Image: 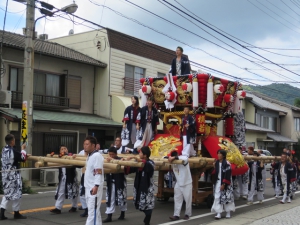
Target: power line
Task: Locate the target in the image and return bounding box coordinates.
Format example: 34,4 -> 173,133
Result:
266,0 -> 300,22
120,0 -> 285,81
247,0 -> 300,34
157,0 -> 300,81
35,5 -> 300,99
173,0 -> 300,52
160,0 -> 300,78
290,0 -> 300,9
255,0 -> 300,30
280,0 -> 300,18
91,0 -> 300,84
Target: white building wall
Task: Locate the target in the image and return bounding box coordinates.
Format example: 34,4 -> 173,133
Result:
110,48 -> 170,96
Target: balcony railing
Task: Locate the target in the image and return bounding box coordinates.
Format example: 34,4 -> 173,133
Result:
12,91 -> 70,109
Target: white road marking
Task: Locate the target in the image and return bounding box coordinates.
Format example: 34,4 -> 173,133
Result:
158,191 -> 300,225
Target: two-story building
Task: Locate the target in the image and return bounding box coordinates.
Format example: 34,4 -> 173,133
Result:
243,92 -> 297,155
0,30 -> 122,181
51,28 -> 187,132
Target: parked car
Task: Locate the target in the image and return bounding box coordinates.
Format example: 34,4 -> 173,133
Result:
254,149 -> 272,171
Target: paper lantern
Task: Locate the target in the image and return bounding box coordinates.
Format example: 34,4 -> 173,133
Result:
214,84 -> 224,94
207,78 -> 214,108
196,112 -> 205,136
237,90 -> 246,99
182,82 -> 193,92
192,78 -> 199,108
224,94 -> 234,103
165,91 -> 175,102
142,85 -> 151,95
225,116 -> 234,137
233,97 -> 241,114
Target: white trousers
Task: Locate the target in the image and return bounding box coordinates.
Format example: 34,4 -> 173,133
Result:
274,177 -> 280,197
105,183 -> 127,214
235,175 -> 248,197
248,178 -> 264,202
0,197 -> 21,211
131,123 -> 137,144
55,179 -> 78,210
134,123 -> 153,149
173,182 -> 192,217
85,188 -> 103,225
182,136 -> 196,157
80,185 -> 87,209
211,180 -> 235,213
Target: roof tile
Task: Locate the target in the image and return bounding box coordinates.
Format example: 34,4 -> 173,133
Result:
0,30 -> 107,68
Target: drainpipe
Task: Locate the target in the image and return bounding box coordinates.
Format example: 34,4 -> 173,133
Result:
50,128 -> 79,153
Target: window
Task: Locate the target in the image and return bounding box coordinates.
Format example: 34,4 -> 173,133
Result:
256,113 -> 277,131
124,64 -> 145,96
255,113 -> 261,126
295,118 -> 300,131
10,67 -> 23,92
157,72 -> 165,78
10,67 -> 62,97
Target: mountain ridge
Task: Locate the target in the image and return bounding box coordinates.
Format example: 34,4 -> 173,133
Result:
243,83 -> 300,106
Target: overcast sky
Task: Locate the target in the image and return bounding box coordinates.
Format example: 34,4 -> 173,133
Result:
1,0 -> 300,88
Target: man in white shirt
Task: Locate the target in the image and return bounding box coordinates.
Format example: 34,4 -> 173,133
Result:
84,136 -> 104,225
168,151 -> 192,221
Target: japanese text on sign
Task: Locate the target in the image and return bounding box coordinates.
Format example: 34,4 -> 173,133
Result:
21,101 -> 28,144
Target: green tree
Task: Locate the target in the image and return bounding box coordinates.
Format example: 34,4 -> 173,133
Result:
294,98 -> 300,108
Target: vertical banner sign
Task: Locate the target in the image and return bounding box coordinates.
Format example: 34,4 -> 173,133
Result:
21,101 -> 28,144
196,112 -> 206,136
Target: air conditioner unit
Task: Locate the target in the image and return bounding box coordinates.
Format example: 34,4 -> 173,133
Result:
40,169 -> 59,186
0,90 -> 11,108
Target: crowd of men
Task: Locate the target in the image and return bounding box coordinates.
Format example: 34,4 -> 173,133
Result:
1,133 -> 299,224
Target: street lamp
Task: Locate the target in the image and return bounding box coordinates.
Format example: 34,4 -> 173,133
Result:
14,0 -> 78,183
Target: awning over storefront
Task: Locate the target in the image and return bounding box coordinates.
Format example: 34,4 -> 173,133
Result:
111,95 -> 163,130
267,133 -> 297,143
0,108 -> 122,127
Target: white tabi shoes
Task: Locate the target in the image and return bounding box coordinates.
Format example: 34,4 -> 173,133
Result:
215,213 -> 221,220
225,212 -> 231,219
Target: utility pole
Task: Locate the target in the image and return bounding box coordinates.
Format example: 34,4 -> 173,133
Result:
22,0 -> 35,182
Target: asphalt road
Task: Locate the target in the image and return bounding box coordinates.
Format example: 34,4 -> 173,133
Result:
0,172 -> 291,225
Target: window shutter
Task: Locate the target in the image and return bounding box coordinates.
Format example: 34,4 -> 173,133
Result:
68,76 -> 81,108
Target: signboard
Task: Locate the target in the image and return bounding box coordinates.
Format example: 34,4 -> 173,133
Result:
21,101 -> 28,144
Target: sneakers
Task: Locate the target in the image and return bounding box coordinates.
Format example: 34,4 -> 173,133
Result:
275,195 -> 279,199
242,196 -> 247,200
215,213 -> 221,219
50,208 -> 61,214
169,216 -> 180,221
279,200 -> 285,204
247,201 -> 253,205
287,198 -> 291,203
183,215 -> 189,220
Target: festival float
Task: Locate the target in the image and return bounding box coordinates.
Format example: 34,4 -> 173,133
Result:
27,73 -> 280,207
